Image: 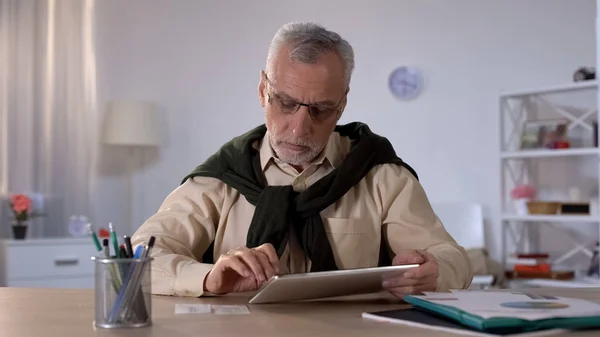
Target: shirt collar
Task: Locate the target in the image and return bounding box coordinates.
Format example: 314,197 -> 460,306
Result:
258,130 -> 346,171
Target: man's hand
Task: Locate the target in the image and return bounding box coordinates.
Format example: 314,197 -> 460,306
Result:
203,243 -> 280,294
382,249 -> 439,298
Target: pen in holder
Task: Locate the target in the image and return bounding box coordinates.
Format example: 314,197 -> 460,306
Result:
91,255 -> 153,328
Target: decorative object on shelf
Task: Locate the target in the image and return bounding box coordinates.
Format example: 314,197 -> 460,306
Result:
7,194 -> 40,240
573,67 -> 596,82
510,184 -> 536,215
558,186 -> 590,215
560,202 -> 590,215
520,119 -> 569,150
388,66 -> 423,101
526,201 -> 560,215
568,186 -> 583,202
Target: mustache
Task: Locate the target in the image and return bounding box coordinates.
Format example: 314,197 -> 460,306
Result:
275,137 -> 317,148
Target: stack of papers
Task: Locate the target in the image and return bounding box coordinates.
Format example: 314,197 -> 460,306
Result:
363,291 -> 600,336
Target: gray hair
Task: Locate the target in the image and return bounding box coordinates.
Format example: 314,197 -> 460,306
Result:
266,21 -> 355,86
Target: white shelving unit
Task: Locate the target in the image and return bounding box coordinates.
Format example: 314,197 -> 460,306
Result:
499,80 -> 600,287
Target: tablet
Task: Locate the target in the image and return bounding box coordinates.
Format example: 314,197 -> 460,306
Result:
248,264 -> 419,304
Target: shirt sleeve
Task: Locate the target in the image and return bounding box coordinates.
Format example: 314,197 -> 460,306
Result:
377,164 -> 474,291
130,176 -> 224,297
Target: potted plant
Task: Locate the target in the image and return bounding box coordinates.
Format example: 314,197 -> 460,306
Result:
510,184 -> 537,215
8,194 -> 35,239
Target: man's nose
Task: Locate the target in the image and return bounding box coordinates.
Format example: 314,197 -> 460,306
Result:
291,106 -> 312,137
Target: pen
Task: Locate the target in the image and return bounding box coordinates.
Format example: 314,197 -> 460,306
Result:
88,224 -> 102,252
109,223 -> 120,258
103,239 -> 110,258
124,235 -> 134,258
143,236 -> 156,258
120,246 -> 128,259
104,238 -> 122,291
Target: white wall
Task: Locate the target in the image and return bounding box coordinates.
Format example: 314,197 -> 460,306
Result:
93,0 -> 596,264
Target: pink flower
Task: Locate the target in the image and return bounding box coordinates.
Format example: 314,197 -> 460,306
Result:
511,184 -> 536,200
9,194 -> 31,221
11,194 -> 31,213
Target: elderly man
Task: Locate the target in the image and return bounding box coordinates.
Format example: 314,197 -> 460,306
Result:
131,21 -> 473,298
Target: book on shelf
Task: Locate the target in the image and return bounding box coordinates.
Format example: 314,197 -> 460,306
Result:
504,270 -> 575,281
507,253 -> 553,275
507,254 -> 549,266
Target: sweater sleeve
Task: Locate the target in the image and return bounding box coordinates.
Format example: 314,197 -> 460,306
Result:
131,176 -> 224,297
377,164 -> 474,291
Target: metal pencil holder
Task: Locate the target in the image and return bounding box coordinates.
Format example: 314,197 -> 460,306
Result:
91,256 -> 153,329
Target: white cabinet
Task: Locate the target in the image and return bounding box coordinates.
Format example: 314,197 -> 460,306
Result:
0,238 -> 97,288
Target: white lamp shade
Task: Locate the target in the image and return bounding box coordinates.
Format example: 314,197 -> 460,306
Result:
102,101 -> 163,147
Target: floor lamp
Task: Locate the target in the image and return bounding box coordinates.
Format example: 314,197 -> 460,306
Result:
102,101 -> 163,234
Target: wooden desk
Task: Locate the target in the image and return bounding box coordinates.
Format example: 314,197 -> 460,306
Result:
0,287 -> 599,336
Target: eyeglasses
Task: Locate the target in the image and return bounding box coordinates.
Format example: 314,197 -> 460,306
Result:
264,73 -> 347,122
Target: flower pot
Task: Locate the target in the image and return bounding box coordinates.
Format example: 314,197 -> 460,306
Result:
11,225 -> 27,240
514,198 -> 530,215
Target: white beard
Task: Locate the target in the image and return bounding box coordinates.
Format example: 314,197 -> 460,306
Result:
267,132 -> 325,166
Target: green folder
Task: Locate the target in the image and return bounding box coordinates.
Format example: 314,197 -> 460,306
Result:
403,294 -> 600,334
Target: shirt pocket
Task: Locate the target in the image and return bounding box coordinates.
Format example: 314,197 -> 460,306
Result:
322,217 -> 374,269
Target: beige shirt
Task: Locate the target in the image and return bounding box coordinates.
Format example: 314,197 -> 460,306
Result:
131,131 -> 473,297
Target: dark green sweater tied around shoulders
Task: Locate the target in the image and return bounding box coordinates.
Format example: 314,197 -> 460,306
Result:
182,122 -> 418,272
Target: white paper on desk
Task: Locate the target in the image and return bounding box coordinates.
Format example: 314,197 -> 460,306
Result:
174,304 -> 250,315
212,305 -> 250,315
175,304 -> 212,314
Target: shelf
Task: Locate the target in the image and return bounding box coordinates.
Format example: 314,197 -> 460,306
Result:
500,148 -> 599,159
502,214 -> 600,223
500,80 -> 597,98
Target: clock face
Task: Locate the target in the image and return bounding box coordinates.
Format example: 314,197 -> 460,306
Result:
68,215 -> 89,237
388,67 -> 423,100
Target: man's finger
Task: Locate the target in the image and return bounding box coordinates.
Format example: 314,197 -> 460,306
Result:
388,282 -> 437,298
381,276 -> 419,289
256,244 -> 280,273
404,261 -> 437,279
382,270 -> 438,289
393,250 -> 425,265
254,250 -> 276,280
221,255 -> 252,278
237,251 -> 268,282
410,273 -> 438,287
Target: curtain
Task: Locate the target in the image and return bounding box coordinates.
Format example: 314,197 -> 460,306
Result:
0,0 -> 99,237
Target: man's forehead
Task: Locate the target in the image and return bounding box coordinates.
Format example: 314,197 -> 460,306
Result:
268,64 -> 345,97
269,46 -> 345,82
268,74 -> 343,105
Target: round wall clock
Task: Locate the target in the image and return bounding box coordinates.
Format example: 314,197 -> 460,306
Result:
388,66 -> 423,100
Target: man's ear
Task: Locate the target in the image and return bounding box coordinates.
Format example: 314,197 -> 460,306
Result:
258,70 -> 267,107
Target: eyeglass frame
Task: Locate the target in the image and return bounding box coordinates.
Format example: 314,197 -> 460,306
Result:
263,72 -> 348,122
